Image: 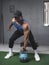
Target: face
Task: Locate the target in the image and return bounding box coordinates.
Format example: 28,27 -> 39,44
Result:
16,16 -> 23,23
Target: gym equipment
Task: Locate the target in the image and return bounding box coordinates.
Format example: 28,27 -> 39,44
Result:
19,50 -> 28,62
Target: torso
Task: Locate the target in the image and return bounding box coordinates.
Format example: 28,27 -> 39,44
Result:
13,19 -> 26,32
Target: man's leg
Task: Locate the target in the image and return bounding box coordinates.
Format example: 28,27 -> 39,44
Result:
29,30 -> 40,61
4,30 -> 23,59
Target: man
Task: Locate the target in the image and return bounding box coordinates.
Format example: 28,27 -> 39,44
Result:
4,10 -> 40,61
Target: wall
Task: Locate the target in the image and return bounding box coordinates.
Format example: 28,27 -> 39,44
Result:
2,0 -> 49,45
0,0 -> 3,43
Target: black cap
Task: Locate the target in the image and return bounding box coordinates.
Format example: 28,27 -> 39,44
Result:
14,10 -> 22,18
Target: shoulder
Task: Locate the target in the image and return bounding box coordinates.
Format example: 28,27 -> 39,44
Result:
22,21 -> 29,29
23,21 -> 29,26
11,18 -> 15,23
23,19 -> 28,25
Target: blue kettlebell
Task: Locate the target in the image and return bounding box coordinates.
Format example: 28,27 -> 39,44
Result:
19,50 -> 28,62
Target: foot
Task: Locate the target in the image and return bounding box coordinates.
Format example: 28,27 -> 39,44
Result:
34,53 -> 40,61
4,52 -> 13,59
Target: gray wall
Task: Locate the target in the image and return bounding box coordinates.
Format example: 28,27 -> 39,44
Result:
2,0 -> 49,45
0,0 -> 3,43
0,0 -> 1,43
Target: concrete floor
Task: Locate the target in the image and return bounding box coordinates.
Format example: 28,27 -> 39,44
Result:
0,43 -> 49,54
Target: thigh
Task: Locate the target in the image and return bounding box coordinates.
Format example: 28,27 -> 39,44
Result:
29,30 -> 35,43
29,30 -> 34,39
10,30 -> 24,41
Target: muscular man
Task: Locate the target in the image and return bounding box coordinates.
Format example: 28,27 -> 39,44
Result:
4,10 -> 40,61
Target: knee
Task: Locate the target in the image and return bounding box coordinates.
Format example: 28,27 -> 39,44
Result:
9,38 -> 14,43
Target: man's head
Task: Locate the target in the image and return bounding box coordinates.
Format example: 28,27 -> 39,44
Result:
14,10 -> 23,22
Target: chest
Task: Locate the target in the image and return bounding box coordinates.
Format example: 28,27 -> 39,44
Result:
13,21 -> 23,30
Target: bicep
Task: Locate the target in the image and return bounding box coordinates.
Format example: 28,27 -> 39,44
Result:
10,18 -> 15,25
9,18 -> 14,27
22,22 -> 29,31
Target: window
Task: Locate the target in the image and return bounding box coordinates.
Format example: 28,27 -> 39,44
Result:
44,2 -> 49,26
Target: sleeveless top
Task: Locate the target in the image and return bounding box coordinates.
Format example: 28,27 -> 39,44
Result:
13,19 -> 26,32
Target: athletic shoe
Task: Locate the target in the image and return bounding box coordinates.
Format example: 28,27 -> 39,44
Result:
4,52 -> 13,59
34,53 -> 40,61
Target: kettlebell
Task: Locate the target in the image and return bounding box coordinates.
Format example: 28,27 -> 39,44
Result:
19,50 -> 28,62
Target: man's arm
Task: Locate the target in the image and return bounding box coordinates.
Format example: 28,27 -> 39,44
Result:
22,22 -> 30,51
8,23 -> 13,31
8,18 -> 14,31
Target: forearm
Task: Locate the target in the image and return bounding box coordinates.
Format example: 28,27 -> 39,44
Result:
23,30 -> 29,49
8,23 -> 13,30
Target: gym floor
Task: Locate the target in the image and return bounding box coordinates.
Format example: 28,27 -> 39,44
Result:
0,43 -> 49,65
